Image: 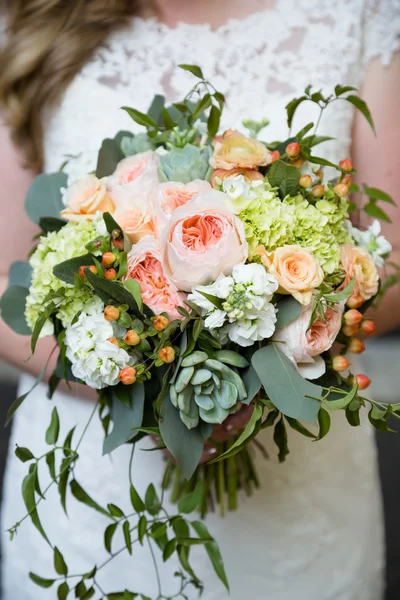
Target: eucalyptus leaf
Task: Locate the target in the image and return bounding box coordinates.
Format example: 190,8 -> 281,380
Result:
0,285 -> 31,335
25,172 -> 67,224
96,132 -> 129,178
103,383 -> 145,455
275,296 -> 302,330
252,344 -> 321,423
8,261 -> 33,289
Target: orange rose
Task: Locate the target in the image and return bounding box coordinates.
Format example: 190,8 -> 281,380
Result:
255,244 -> 324,305
61,175 -> 114,221
210,132 -> 272,170
115,200 -> 155,243
211,168 -> 264,188
340,244 -> 379,303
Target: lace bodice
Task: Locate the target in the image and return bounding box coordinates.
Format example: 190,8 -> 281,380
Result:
44,0 -> 400,176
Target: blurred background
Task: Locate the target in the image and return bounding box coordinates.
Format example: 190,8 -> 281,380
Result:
1,334 -> 399,597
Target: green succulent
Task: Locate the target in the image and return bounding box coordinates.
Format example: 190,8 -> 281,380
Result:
158,144 -> 211,184
170,350 -> 249,430
121,133 -> 154,156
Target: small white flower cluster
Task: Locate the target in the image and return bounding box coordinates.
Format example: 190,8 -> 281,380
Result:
222,175 -> 262,214
346,219 -> 392,268
65,311 -> 134,389
189,263 -> 278,347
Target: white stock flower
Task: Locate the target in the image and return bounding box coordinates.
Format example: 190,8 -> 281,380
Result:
346,219 -> 392,268
188,263 -> 279,347
222,175 -> 258,214
65,312 -> 134,389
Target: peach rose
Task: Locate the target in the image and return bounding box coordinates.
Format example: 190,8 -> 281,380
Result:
211,168 -> 264,188
114,200 -> 155,244
255,245 -> 324,305
273,303 -> 343,380
210,132 -> 272,171
162,190 -> 248,292
61,175 -> 114,221
150,180 -> 211,234
107,151 -> 160,212
340,243 -> 379,303
124,237 -> 185,320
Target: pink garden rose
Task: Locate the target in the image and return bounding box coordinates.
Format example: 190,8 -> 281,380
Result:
124,237 -> 185,320
161,190 -> 248,292
107,151 -> 160,212
273,302 -> 343,380
151,180 -> 211,233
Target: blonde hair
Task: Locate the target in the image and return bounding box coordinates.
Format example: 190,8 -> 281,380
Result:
0,1 -> 141,171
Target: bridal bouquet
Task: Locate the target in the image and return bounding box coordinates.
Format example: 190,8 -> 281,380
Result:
1,65 -> 399,599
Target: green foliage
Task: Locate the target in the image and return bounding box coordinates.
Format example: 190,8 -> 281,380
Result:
252,344 -> 321,423
0,285 -> 31,335
267,160 -> 300,197
275,296 -> 302,330
25,172 -> 67,224
103,383 -> 145,454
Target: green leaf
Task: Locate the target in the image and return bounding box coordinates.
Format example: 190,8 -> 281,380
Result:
138,515 -> 147,544
191,521 -> 229,591
324,383 -> 358,410
267,160 -> 300,197
178,480 -> 204,513
86,270 -> 142,316
22,466 -> 51,544
295,122 -> 314,140
207,105 -> 221,137
70,479 -> 112,519
121,107 -> 158,129
302,135 -> 335,148
104,523 -> 118,554
6,362 -> 48,425
160,107 -> 176,130
364,202 -> 391,223
192,318 -> 204,341
285,416 -> 316,439
285,96 -> 307,128
29,573 -> 55,588
15,446 -> 35,462
81,587 -> 95,600
145,484 -> 161,515
46,450 -> 56,480
130,484 -> 145,512
45,407 -> 60,445
159,395 -> 204,479
273,417 -> 290,462
150,522 -> 168,540
239,360 -> 261,406
58,458 -> 72,515
345,95 -> 375,133
96,133 -> 127,178
363,185 -> 396,205
148,94 -> 166,123
25,172 -> 67,224
208,404 -> 263,464
197,290 -> 224,310
63,426 -> 76,457
39,216 -> 67,234
346,404 -> 361,427
335,84 -> 358,96
315,407 -> 331,440
275,296 -> 302,330
123,521 -> 132,554
163,538 -> 177,561
252,344 -> 321,423
323,277 -> 355,302
0,285 -> 31,335
123,279 -> 143,312
57,582 -> 69,600
53,253 -> 94,285
54,547 -> 68,575
303,153 -> 339,169
178,64 -> 204,79
108,503 -> 125,518
103,383 -> 145,454
8,260 -> 33,288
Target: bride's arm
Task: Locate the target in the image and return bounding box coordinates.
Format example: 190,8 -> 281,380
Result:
351,53 -> 400,335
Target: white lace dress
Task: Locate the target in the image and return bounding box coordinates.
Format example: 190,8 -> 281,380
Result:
2,1 -> 400,599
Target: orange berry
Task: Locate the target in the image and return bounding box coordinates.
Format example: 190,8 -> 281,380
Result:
105,268 -> 117,280
104,305 -> 120,322
346,295 -> 364,309
124,330 -> 141,346
354,374 -> 371,391
159,347 -> 176,364
299,174 -> 313,188
292,157 -> 304,169
270,150 -> 281,163
332,356 -> 350,372
102,252 -> 116,268
286,142 -> 301,158
153,315 -> 169,332
339,158 -> 353,172
348,338 -> 366,354
360,319 -> 376,336
118,366 -> 137,386
344,309 -> 363,326
112,238 -> 124,251
107,337 -> 120,347
333,183 -> 349,197
79,265 -> 97,278
311,184 -> 325,198
342,323 -> 360,337
341,174 -> 353,186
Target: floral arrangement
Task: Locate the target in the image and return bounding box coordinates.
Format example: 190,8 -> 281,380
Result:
1,65 -> 399,599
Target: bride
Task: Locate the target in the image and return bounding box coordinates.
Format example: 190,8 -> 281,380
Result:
0,1 -> 399,598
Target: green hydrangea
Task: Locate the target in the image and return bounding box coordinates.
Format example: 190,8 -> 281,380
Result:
240,181 -> 352,274
25,221 -> 101,335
